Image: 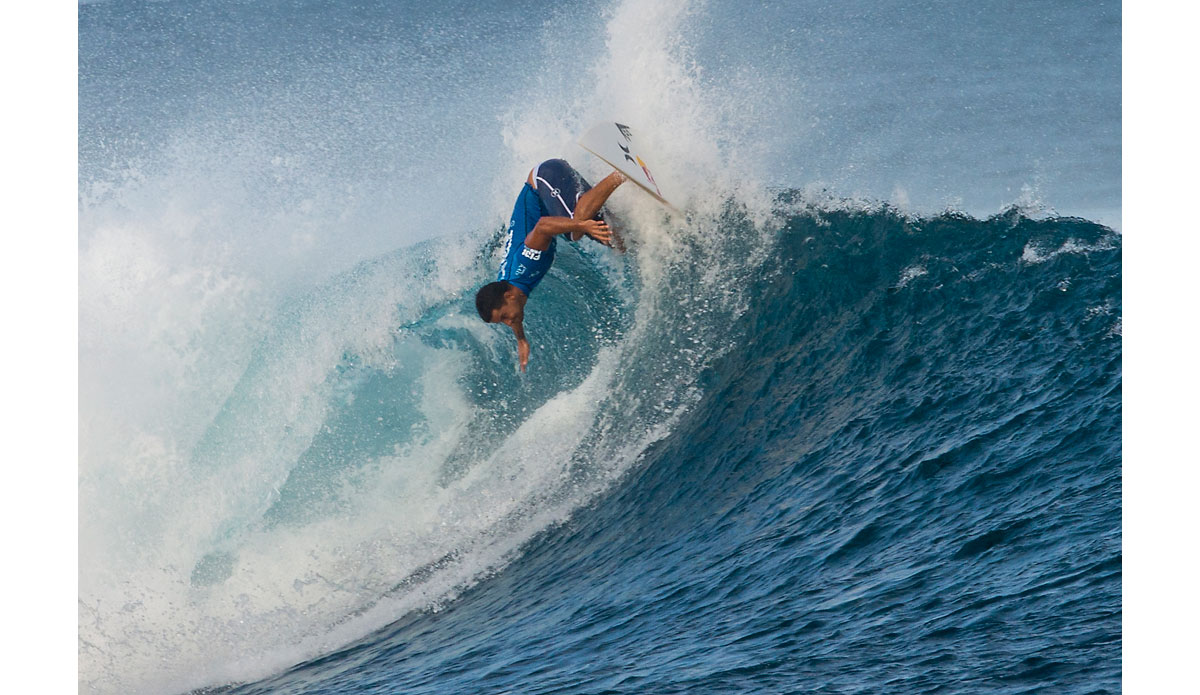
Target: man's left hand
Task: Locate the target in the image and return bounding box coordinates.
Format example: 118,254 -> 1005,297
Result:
579,219 -> 613,246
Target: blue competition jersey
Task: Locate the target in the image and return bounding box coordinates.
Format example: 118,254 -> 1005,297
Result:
497,183 -> 556,296
497,159 -> 596,296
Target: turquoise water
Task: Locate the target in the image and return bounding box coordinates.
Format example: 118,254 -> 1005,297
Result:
78,1 -> 1120,693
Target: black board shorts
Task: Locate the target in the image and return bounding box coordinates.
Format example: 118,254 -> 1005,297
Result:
530,159 -> 603,221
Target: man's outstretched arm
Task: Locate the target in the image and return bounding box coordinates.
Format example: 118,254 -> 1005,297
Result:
527,216 -> 612,248
511,320 -> 530,372
499,310 -> 532,372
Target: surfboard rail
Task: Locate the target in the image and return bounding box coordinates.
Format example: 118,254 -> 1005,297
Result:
578,121 -> 678,212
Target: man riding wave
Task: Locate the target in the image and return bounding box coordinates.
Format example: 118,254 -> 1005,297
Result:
474,158 -> 626,371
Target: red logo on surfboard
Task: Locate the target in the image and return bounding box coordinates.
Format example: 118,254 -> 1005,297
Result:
635,155 -> 662,196
617,141 -> 663,197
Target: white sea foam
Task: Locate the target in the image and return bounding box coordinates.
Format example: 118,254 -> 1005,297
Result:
1020,234 -> 1120,265
895,264 -> 929,289
79,0 -> 1123,684
79,1 -> 776,692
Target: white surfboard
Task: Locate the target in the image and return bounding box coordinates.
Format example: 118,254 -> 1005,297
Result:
578,121 -> 677,211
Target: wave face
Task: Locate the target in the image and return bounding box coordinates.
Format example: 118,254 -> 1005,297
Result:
78,1 -> 1120,693
205,207 -> 1121,695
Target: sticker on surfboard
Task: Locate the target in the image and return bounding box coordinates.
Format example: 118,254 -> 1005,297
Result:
578,121 -> 677,211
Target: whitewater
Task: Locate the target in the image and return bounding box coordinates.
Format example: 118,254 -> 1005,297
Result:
78,1 -> 1121,693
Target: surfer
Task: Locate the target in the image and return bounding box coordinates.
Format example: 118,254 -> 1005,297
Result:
474,158 -> 626,371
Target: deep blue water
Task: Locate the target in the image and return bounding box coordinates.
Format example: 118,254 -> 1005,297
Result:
201,208 -> 1121,695
78,1 -> 1120,693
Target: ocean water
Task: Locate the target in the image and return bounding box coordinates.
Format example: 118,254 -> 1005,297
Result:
78,1 -> 1121,693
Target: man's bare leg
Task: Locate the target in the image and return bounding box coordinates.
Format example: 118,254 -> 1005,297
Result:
574,171 -> 627,251
528,165 -> 627,250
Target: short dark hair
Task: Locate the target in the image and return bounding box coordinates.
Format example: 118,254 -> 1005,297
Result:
475,281 -> 512,321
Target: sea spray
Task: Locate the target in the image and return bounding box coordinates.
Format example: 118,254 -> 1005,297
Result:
80,0 -> 779,692
79,0 -> 1119,692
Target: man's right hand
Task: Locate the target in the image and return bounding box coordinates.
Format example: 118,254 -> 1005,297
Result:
517,338 -> 530,372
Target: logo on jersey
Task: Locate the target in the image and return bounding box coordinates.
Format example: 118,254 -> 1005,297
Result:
500,229 -> 513,258
521,246 -> 542,261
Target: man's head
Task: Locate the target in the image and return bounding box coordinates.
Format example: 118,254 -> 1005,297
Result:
475,281 -> 520,324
